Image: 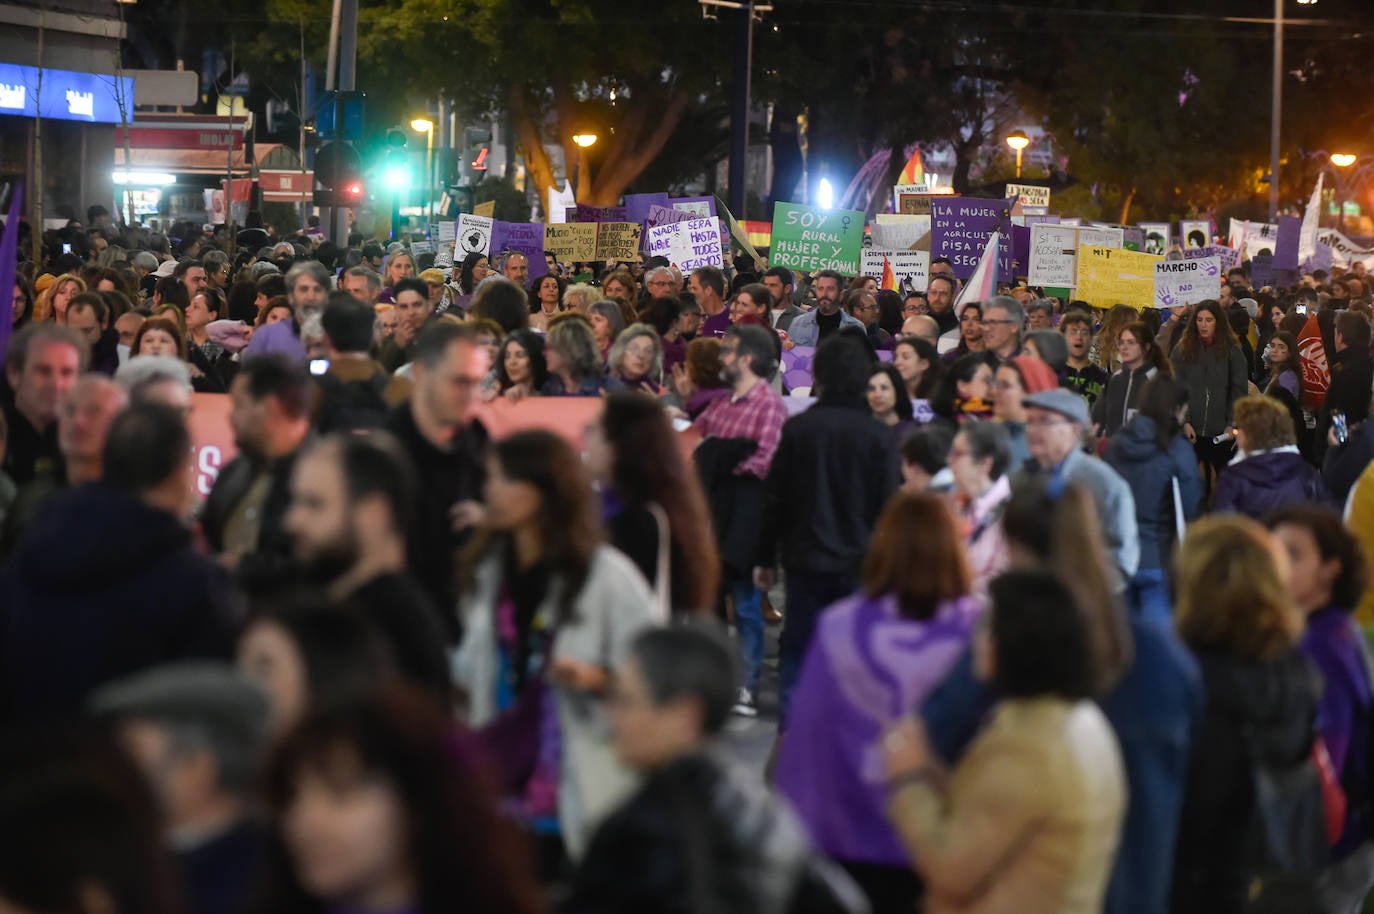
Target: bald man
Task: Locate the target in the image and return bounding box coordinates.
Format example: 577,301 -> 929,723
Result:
900,314 -> 941,346
2,375 -> 129,555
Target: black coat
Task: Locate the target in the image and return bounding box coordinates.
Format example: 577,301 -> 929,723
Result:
1170,648 -> 1321,914
695,436 -> 764,578
755,401 -> 899,575
201,445 -> 305,595
386,403 -> 488,641
1317,347 -> 1374,462
0,484 -> 242,720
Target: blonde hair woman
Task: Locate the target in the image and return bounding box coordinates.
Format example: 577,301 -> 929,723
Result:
1170,515 -> 1321,914
33,274 -> 85,323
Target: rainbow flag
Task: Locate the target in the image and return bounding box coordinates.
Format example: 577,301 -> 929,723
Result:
897,147 -> 925,185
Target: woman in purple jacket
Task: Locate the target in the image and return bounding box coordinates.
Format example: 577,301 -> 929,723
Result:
1268,505 -> 1374,912
1214,394 -> 1328,518
776,492 -> 980,914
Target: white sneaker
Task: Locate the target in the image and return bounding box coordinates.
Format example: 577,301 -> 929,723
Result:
732,688 -> 758,717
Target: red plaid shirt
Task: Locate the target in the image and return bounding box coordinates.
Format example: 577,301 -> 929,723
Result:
693,378 -> 788,479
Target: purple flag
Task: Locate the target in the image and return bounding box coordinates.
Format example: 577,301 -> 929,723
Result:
0,185 -> 24,373
1275,215 -> 1301,271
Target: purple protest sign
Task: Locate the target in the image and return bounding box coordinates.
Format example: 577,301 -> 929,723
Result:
490,221 -> 547,279
1250,253 -> 1275,289
575,204 -> 627,223
1183,244 -> 1240,272
1274,215 -> 1300,271
646,204 -> 694,227
1011,225 -> 1031,280
624,193 -> 670,225
930,198 -> 1013,281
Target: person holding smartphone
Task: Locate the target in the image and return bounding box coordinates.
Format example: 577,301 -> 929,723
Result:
1317,311 -> 1374,464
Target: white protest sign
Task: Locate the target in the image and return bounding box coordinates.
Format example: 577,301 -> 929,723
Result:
872,214 -> 931,251
1230,219 -> 1279,259
860,249 -> 930,292
645,216 -> 722,271
1005,183 -> 1050,208
455,213 -> 492,257
1139,222 -> 1171,255
1319,229 -> 1374,269
1078,226 -> 1124,250
1154,257 -> 1221,308
1060,217 -> 1082,227
892,183 -> 933,210
1028,224 -> 1080,288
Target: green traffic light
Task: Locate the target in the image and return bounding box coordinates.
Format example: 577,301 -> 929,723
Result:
383,166 -> 411,190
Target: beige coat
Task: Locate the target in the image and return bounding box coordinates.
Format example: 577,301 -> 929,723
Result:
886,697 -> 1126,914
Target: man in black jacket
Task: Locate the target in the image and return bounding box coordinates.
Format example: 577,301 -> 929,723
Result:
202,355 -> 313,594
754,334 -> 900,726
283,433 -> 452,706
386,321 -> 489,639
1317,310 -> 1373,463
0,403 -> 241,720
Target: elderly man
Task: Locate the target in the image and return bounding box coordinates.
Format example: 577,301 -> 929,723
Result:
241,261 -> 331,362
689,266 -> 732,339
501,251 -> 530,286
92,664 -> 270,914
1014,388 -> 1139,586
979,294 -> 1026,367
341,266 -> 383,305
644,266 -> 677,302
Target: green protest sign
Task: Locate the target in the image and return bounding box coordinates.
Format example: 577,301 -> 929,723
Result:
769,202 -> 865,274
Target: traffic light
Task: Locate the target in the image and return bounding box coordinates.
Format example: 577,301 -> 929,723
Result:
313,140 -> 364,207
461,124 -> 492,184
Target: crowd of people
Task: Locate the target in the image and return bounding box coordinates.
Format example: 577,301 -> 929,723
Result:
3,209 -> 1374,914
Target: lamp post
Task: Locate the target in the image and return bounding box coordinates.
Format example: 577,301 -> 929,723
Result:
1005,130 -> 1030,179
571,132 -> 597,203
411,117 -> 435,228
1271,0 -> 1321,222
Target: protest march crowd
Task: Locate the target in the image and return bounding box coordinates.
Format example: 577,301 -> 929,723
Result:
5,196 -> 1374,914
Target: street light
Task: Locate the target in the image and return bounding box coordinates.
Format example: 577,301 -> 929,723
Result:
570,133 -> 598,202
1005,130 -> 1030,179
1272,0 -> 1320,222
411,117 -> 435,227
1332,153 -> 1357,168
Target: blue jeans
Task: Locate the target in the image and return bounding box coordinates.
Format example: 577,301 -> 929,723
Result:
778,569 -> 859,727
732,578 -> 764,695
1129,567 -> 1172,625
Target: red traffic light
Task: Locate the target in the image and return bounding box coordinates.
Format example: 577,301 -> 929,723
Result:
346,183 -> 362,196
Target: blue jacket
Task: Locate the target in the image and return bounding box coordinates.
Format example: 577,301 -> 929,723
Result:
923,616 -> 1203,914
1103,415 -> 1202,571
785,307 -> 863,347
1213,448 -> 1328,520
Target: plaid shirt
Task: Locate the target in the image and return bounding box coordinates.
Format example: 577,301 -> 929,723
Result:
694,378 -> 788,479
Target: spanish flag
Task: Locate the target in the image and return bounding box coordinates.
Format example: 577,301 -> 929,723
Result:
881,255 -> 897,291
897,147 -> 925,185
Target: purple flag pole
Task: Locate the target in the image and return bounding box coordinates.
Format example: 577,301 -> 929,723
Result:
0,185 -> 24,373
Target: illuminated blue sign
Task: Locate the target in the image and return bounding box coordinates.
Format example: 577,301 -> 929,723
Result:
0,63 -> 133,124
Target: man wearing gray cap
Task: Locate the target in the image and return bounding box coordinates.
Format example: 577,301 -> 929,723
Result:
92,662 -> 269,914
1015,388 -> 1139,587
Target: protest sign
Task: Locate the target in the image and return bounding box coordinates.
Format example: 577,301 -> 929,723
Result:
897,193 -> 939,215
1317,229 -> 1374,269
438,222 -> 456,245
1060,217 -> 1082,227
770,202 -> 865,274
456,213 -> 493,257
1076,246 -> 1162,310
892,183 -> 933,209
544,222 -> 598,261
624,192 -> 670,226
1182,244 -> 1240,272
1180,220 -> 1210,249
574,204 -> 627,223
646,204 -> 694,227
473,200 -> 495,218
435,222 -> 456,268
646,216 -> 723,271
490,221 -> 547,278
1122,228 -> 1145,252
1028,224 -> 1079,288
871,214 -> 931,251
1078,226 -> 1124,249
1250,253 -> 1276,289
596,222 -> 643,262
1274,215 -> 1301,271
1139,223 -> 1171,255
930,198 -> 1013,281
860,249 -> 929,292
410,240 -> 435,257
1005,183 -> 1050,208
671,196 -> 716,217
1154,257 -> 1220,308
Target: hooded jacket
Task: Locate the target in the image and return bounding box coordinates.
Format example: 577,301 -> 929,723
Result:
1171,649 -> 1321,914
1212,447 -> 1327,520
0,483 -> 241,720
1103,415 -> 1202,571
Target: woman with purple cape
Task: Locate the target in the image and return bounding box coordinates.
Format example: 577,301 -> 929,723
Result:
775,492 -> 981,913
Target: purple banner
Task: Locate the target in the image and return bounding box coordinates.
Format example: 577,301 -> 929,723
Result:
490,221 -> 547,280
624,192 -> 670,225
1250,253 -> 1275,289
1011,225 -> 1031,280
930,198 -> 1013,282
0,186 -> 21,372
1275,215 -> 1300,271
575,204 -> 627,223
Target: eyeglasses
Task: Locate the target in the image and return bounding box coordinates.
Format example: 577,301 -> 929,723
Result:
902,304 -> 928,315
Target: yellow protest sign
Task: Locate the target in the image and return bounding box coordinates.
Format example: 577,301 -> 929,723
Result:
544,223 -> 598,260
1075,245 -> 1162,311
473,200 -> 496,218
596,222 -> 643,262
